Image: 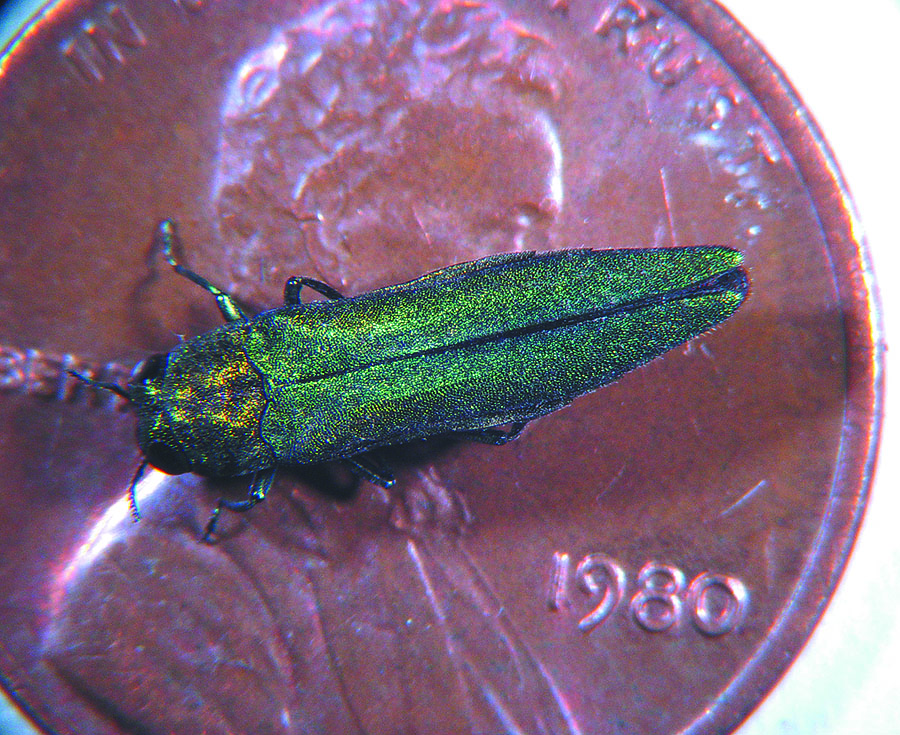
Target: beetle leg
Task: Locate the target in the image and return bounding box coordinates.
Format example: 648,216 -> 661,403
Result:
344,454 -> 396,488
283,276 -> 345,305
458,421 -> 529,446
156,219 -> 246,323
201,468 -> 277,542
127,459 -> 150,521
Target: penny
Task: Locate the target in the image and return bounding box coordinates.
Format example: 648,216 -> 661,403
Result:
0,1 -> 881,734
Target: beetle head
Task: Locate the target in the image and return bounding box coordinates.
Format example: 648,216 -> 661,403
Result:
129,334 -> 274,478
127,353 -> 195,476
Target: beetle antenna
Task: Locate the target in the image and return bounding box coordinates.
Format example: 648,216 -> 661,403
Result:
128,460 -> 149,521
67,370 -> 131,401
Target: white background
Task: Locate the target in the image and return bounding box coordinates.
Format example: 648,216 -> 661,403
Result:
0,1 -> 898,734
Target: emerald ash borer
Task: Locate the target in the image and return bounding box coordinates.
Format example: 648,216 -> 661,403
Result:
74,220 -> 748,541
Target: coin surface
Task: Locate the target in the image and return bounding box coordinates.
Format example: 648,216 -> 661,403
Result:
0,1 -> 881,734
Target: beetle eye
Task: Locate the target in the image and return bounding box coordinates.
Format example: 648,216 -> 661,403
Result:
144,441 -> 191,475
132,354 -> 166,384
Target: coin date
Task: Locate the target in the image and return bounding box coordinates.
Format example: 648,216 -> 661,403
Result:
550,552 -> 749,635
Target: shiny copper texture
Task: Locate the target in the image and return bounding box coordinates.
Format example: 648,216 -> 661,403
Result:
0,1 -> 880,734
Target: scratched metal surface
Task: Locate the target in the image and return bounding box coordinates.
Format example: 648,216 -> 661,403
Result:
0,1 -> 881,734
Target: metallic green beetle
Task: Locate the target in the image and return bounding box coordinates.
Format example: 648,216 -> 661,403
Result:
76,220 -> 748,540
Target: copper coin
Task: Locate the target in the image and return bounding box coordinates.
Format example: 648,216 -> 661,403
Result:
0,1 -> 882,734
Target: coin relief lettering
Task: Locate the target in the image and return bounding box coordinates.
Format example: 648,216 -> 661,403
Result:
721,139 -> 773,211
0,345 -> 130,410
549,552 -> 748,635
594,0 -> 660,54
595,0 -> 698,87
60,4 -> 146,84
575,553 -> 627,631
646,37 -> 699,87
684,90 -> 783,230
689,86 -> 740,131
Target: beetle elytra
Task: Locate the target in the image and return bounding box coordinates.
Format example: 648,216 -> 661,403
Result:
74,220 -> 748,540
